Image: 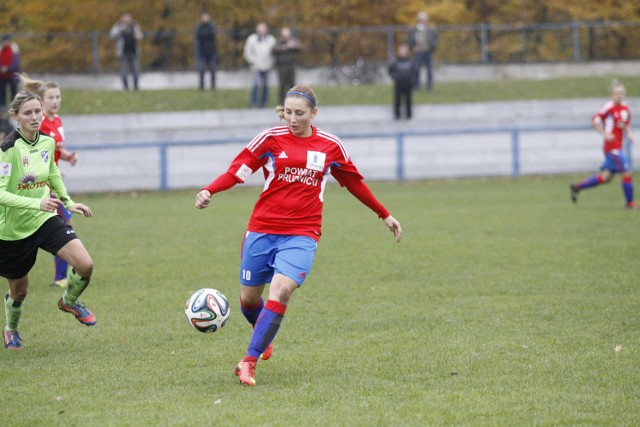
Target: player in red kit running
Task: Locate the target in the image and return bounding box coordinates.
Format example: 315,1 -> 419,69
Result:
570,79 -> 637,209
195,85 -> 402,386
19,74 -> 78,286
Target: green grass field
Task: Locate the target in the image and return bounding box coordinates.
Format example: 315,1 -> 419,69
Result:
60,75 -> 640,115
1,176 -> 638,426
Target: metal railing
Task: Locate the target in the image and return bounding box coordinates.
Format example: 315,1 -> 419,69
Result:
9,20 -> 640,74
63,123 -> 633,194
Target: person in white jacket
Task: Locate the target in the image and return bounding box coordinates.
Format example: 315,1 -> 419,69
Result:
243,23 -> 276,108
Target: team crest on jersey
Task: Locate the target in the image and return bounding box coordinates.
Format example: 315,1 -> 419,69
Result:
0,162 -> 11,177
22,156 -> 29,167
306,151 -> 326,172
41,150 -> 49,163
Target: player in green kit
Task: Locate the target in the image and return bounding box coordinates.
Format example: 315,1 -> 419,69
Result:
0,90 -> 96,350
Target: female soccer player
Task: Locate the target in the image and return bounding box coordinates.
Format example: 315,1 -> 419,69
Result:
570,79 -> 637,209
1,90 -> 96,350
20,74 -> 78,287
195,85 -> 402,386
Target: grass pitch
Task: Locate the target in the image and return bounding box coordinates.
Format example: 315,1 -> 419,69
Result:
1,175 -> 639,426
59,75 -> 640,115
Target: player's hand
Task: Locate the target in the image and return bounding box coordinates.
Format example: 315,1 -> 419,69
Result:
68,152 -> 78,166
604,133 -> 615,141
195,190 -> 212,209
69,203 -> 92,218
383,215 -> 403,243
40,197 -> 63,213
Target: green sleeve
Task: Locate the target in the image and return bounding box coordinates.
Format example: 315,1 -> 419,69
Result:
48,161 -> 75,208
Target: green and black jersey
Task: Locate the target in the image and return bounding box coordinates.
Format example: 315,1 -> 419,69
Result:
0,130 -> 74,240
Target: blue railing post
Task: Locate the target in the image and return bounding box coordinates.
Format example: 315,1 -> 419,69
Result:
91,30 -> 99,73
159,144 -> 168,191
571,21 -> 581,62
386,25 -> 395,62
396,132 -> 405,182
481,23 -> 490,63
511,129 -> 520,177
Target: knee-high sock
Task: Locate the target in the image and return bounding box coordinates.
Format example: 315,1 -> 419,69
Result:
246,300 -> 287,359
240,297 -> 264,326
4,293 -> 23,332
577,175 -> 603,190
622,176 -> 634,203
62,268 -> 91,306
54,256 -> 68,282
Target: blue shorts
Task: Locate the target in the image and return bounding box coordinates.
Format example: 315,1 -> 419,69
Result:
600,150 -> 631,174
239,232 -> 317,287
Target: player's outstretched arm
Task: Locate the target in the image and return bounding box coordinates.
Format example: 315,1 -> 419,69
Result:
195,190 -> 212,209
383,215 -> 402,243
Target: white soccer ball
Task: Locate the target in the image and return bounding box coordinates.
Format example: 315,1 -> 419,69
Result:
185,288 -> 231,333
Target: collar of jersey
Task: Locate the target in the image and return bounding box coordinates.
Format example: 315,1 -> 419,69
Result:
16,129 -> 40,146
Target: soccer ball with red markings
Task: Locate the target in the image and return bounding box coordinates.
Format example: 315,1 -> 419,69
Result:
185,288 -> 231,333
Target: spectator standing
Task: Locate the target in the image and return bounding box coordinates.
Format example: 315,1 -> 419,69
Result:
243,23 -> 276,108
407,11 -> 438,91
8,37 -> 20,98
0,35 -> 18,111
388,45 -> 417,120
110,13 -> 144,91
272,27 -> 302,103
194,11 -> 217,91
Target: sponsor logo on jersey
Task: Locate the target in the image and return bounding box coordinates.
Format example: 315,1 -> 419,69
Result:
278,167 -> 319,186
278,151 -> 288,159
17,172 -> 47,190
41,150 -> 49,163
235,164 -> 253,181
306,151 -> 326,172
0,162 -> 11,177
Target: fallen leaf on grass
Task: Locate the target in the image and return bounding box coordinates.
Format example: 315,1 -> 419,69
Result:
614,345 -> 623,353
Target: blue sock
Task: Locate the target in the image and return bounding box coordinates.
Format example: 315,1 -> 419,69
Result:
578,175 -> 600,190
54,256 -> 68,281
246,300 -> 286,358
240,298 -> 264,326
622,182 -> 634,203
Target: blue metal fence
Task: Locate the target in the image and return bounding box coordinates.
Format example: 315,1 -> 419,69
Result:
63,123 -> 633,194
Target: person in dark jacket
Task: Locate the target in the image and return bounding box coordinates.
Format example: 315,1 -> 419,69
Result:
194,11 -> 217,90
388,45 -> 417,120
407,11 -> 438,91
272,27 -> 302,103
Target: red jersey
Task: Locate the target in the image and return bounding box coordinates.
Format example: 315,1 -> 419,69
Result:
592,101 -> 631,153
39,115 -> 65,164
212,126 -> 371,241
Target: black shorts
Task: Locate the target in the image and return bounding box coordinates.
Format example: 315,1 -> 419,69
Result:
0,216 -> 79,280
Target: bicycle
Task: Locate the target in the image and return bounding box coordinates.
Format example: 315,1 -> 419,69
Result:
319,58 -> 383,86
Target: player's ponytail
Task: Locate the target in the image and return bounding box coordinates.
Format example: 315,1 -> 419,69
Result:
17,73 -> 60,98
